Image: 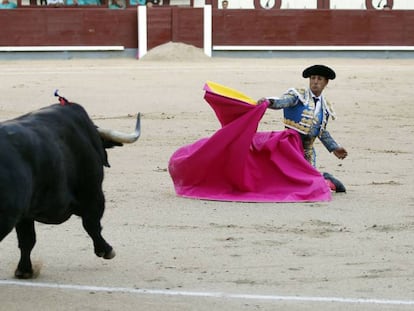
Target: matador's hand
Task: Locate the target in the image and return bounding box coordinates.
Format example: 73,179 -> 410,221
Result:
333,147 -> 348,160
257,98 -> 270,106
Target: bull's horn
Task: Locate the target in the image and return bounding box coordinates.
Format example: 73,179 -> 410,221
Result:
97,113 -> 141,144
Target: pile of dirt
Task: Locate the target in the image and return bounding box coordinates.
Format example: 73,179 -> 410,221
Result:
139,42 -> 210,61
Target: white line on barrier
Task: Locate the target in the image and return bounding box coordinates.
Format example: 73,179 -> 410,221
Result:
137,5 -> 147,59
203,5 -> 212,57
0,46 -> 125,52
212,45 -> 414,51
1,279 -> 414,306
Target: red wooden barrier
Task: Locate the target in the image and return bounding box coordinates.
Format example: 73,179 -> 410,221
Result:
0,7 -> 413,49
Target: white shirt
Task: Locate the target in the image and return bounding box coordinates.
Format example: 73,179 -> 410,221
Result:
311,93 -> 322,117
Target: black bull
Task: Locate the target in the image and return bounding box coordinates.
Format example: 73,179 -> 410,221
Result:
0,103 -> 140,278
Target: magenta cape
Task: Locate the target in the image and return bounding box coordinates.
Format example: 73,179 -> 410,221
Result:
168,82 -> 331,202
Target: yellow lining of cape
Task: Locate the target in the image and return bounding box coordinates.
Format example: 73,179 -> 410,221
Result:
206,81 -> 257,105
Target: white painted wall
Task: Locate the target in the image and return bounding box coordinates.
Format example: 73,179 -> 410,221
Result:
393,0 -> 414,9
280,0 -> 316,9
18,0 -> 414,9
193,0 -> 204,7
330,0 -> 365,9
226,0 -> 414,9
225,0 -> 254,8
330,0 -> 414,10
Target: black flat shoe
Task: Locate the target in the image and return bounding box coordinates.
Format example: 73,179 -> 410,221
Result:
323,172 -> 346,193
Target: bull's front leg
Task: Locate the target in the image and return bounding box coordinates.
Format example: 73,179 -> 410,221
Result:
14,218 -> 36,279
82,216 -> 115,260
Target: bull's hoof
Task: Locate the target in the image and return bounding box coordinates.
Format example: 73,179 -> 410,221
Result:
96,249 -> 116,260
15,268 -> 34,279
104,249 -> 116,259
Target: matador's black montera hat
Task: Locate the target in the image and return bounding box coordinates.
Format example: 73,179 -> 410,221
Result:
302,65 -> 336,80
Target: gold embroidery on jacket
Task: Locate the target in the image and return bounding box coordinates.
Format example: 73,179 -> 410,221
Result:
282,88 -> 336,135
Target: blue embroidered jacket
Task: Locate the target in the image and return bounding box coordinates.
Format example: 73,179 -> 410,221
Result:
266,88 -> 339,153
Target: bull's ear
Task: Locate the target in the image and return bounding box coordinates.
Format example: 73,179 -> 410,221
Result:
102,149 -> 111,167
102,140 -> 123,149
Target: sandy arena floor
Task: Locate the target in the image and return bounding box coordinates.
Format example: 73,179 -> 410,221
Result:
0,44 -> 414,310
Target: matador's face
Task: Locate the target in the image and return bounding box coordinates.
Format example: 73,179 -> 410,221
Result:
309,75 -> 329,97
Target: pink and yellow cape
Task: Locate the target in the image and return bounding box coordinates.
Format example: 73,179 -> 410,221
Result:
168,81 -> 331,202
